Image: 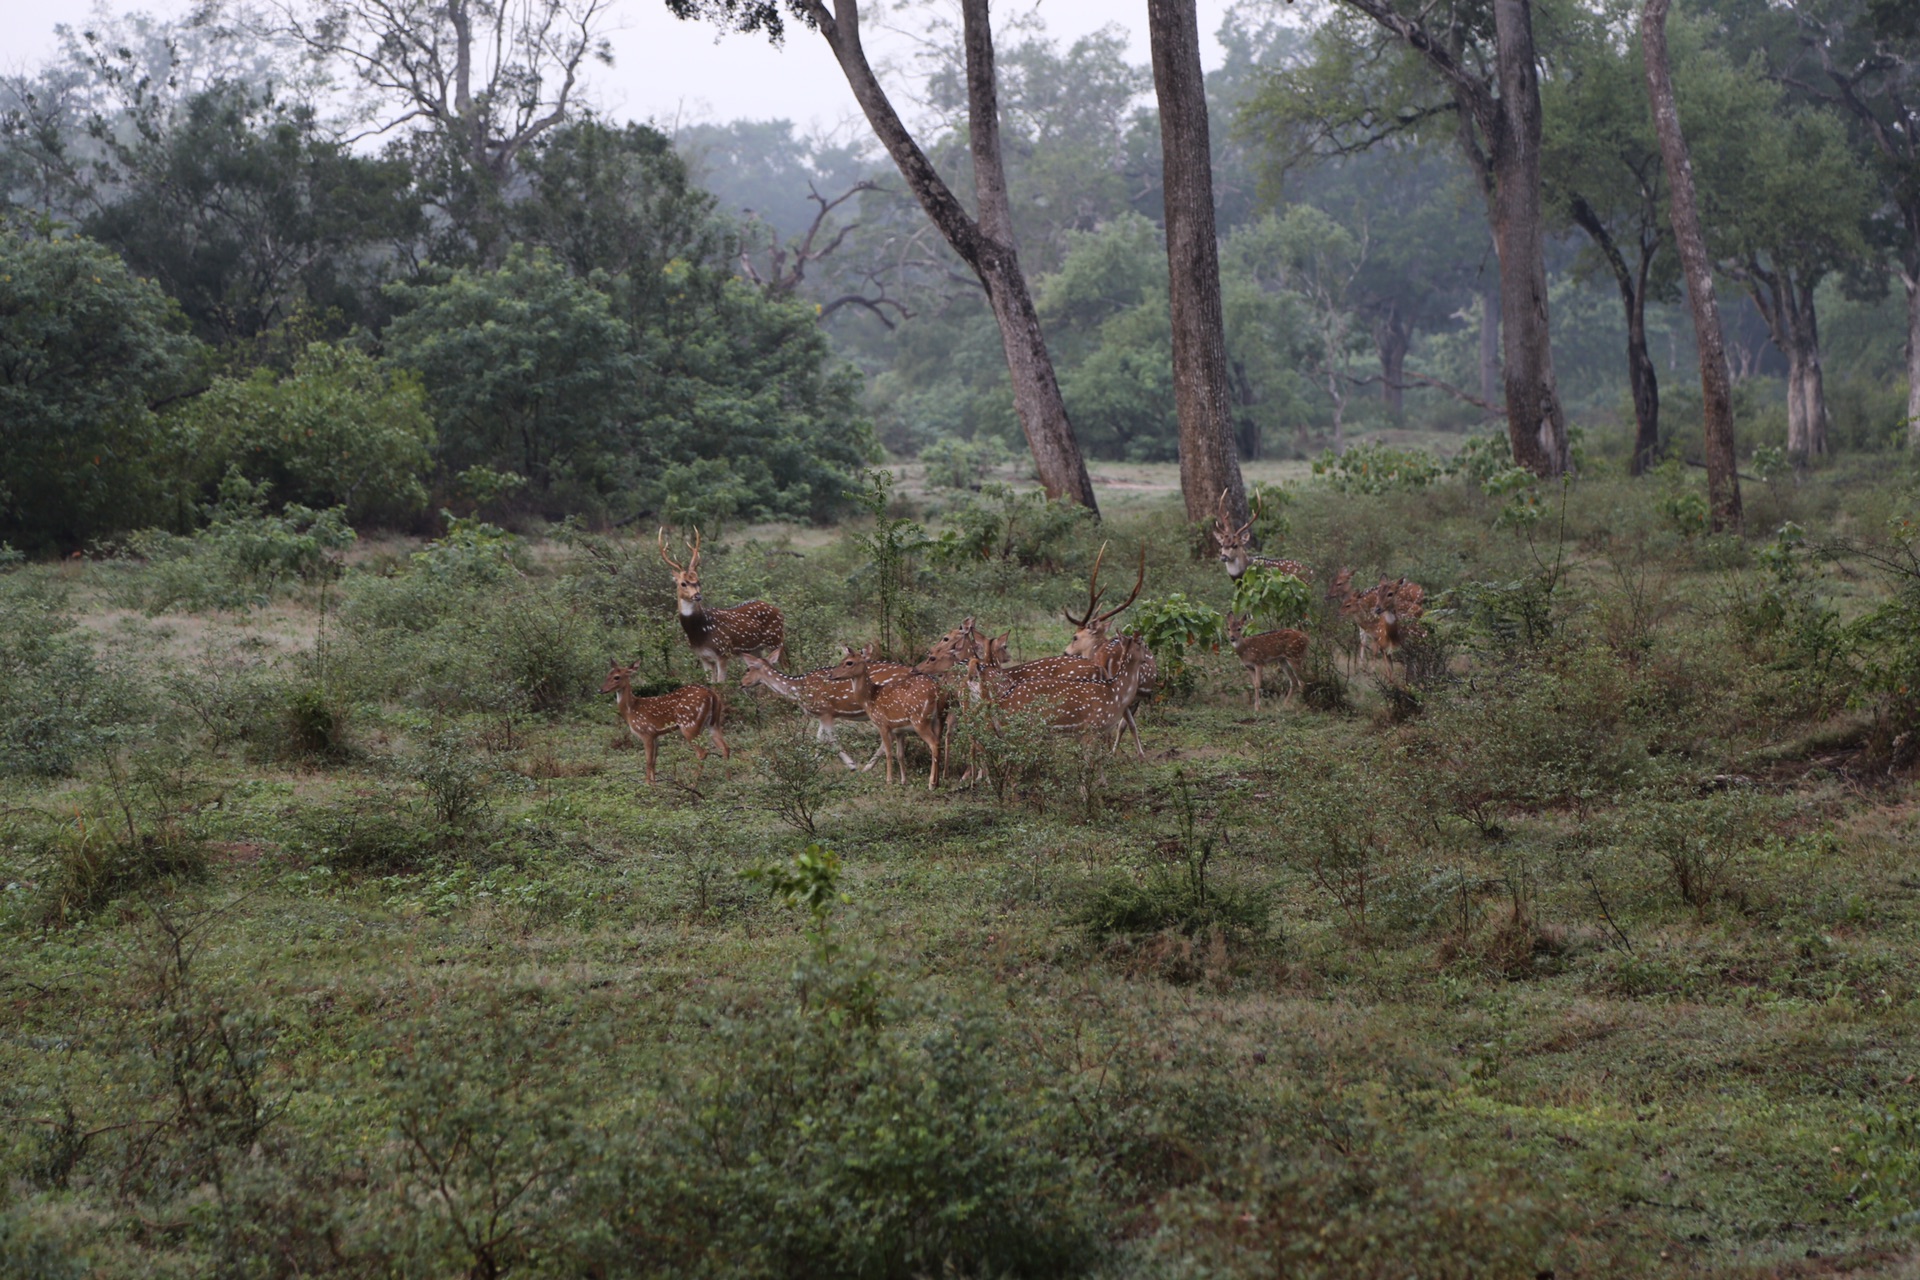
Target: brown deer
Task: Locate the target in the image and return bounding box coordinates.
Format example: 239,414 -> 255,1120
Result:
659,528 -> 785,682
832,646 -> 946,790
1061,544 -> 1156,756
739,654 -> 876,770
600,660 -> 730,784
1329,571 -> 1427,679
1226,613 -> 1308,710
1211,488 -> 1312,583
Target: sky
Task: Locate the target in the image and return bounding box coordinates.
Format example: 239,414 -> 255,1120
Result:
0,0 -> 1243,139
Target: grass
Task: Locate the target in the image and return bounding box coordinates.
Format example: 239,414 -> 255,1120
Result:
1,453 -> 1919,1276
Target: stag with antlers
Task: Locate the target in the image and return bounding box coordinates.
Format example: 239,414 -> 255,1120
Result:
1061,544 -> 1156,756
659,528 -> 786,682
1210,489 -> 1312,583
600,661 -> 731,785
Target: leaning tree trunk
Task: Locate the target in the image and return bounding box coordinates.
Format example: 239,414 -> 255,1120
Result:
1147,0 -> 1249,529
1643,0 -> 1741,532
1569,197 -> 1660,474
803,0 -> 1097,511
1490,0 -> 1571,477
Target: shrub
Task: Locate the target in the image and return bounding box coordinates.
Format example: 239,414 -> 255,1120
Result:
756,726 -> 848,837
28,813 -> 207,926
0,577 -> 125,777
1125,594 -> 1226,697
1077,773 -> 1267,950
929,484 -> 1092,571
1311,441 -> 1446,494
1230,566 -> 1312,629
298,798 -> 436,875
921,433 -> 1012,488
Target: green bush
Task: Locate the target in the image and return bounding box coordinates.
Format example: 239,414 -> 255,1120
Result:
1125,594 -> 1226,697
0,577 -> 126,776
1311,441 -> 1447,494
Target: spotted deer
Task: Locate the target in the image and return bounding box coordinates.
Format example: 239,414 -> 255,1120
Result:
1226,613 -> 1308,710
1061,544 -> 1156,756
600,660 -> 730,785
832,646 -> 946,790
739,653 -> 875,770
659,528 -> 785,682
1329,571 -> 1427,679
1211,488 -> 1313,583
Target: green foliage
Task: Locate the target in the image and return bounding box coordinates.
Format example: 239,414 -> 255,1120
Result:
174,342 -> 434,523
920,433 -> 1013,489
0,577 -> 125,776
0,229 -> 200,549
1078,773 -> 1267,947
1453,432 -> 1516,488
929,483 -> 1093,571
408,513 -> 525,586
742,842 -> 846,943
121,469 -> 355,613
1230,566 -> 1313,629
1312,441 -> 1446,493
1846,513 -> 1920,768
1653,459 -> 1711,539
384,245 -> 634,506
25,810 -> 207,926
1126,594 -> 1226,695
845,469 -> 931,655
1728,522 -> 1849,717
1848,1098 -> 1920,1230
755,728 -> 847,837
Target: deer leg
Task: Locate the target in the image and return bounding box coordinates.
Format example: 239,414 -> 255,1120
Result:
711,724 -> 732,774
643,733 -> 659,785
1250,664 -> 1262,712
819,719 -> 860,771
1125,707 -> 1145,759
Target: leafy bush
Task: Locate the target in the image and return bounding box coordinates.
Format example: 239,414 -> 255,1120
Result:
929,484 -> 1092,571
1077,773 -> 1267,949
1311,441 -> 1446,494
921,433 -> 1012,488
1125,594 -> 1226,697
174,342 -> 434,524
119,469 -> 355,613
1230,566 -> 1312,629
0,577 -> 125,776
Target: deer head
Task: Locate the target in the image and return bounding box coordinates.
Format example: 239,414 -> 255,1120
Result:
600,658 -> 640,695
738,653 -> 777,689
658,527 -> 704,614
1065,543 -> 1145,656
1226,612 -> 1248,643
1211,488 -> 1256,578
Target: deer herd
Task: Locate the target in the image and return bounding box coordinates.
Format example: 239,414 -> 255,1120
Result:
606,499 -> 1426,789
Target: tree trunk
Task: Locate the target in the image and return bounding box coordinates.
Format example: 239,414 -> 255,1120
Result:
1479,275 -> 1501,408
1490,0 -> 1570,477
1568,196 -> 1660,474
1375,303 -> 1410,420
1796,276 -> 1829,459
1906,268 -> 1920,449
1744,262 -> 1830,470
1147,0 -> 1249,529
1643,0 -> 1741,533
804,0 -> 1097,511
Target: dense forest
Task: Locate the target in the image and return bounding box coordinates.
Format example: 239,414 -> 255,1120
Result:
3,0 -> 1914,553
5,1 -> 1920,1277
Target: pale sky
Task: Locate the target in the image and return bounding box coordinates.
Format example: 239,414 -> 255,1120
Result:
0,0 -> 1242,139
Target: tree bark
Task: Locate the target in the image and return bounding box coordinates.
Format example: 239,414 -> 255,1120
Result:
1906,268 -> 1920,449
1490,0 -> 1570,476
1147,0 -> 1248,529
1643,0 -> 1741,532
1479,275 -> 1501,408
1374,302 -> 1410,420
1568,196 -> 1661,474
802,0 -> 1098,511
1741,260 -> 1831,469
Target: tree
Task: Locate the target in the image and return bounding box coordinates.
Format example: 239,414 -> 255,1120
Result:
0,231 -> 201,549
1271,206 -> 1371,453
1148,0 -> 1250,528
382,246 -> 634,505
665,0 -> 1099,513
270,0 -> 614,265
1774,0 -> 1920,448
1542,7 -> 1673,474
1241,0 -> 1573,477
1643,0 -> 1740,532
81,83 -> 419,348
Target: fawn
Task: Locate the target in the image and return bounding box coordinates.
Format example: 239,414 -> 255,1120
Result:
1226,613 -> 1308,710
600,660 -> 730,784
831,645 -> 946,790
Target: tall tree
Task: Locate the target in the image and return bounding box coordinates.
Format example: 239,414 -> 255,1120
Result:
1643,0 -> 1740,532
269,0 -> 614,265
1771,0 -> 1920,449
1241,0 -> 1573,477
1148,0 -> 1249,527
666,0 -> 1098,512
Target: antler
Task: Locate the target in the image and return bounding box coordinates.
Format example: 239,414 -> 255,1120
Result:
1092,545 -> 1147,625
686,527 -> 703,572
1064,542 -> 1110,628
657,527 -> 684,573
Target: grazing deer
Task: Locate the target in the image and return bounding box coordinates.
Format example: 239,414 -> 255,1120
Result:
1211,488 -> 1312,583
659,528 -> 785,682
1226,613 -> 1308,711
739,654 -> 876,770
600,660 -> 730,785
833,646 -> 946,790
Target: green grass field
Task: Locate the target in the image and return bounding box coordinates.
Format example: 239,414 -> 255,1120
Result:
4,457 -> 1919,1277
